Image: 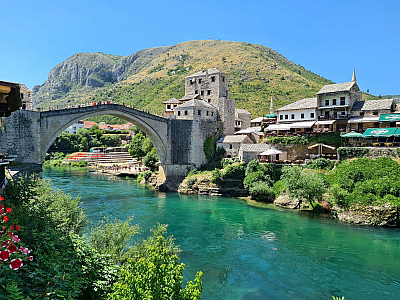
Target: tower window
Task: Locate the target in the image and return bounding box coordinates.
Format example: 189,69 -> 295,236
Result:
178,111 -> 181,116
185,110 -> 188,116
198,79 -> 202,84
189,80 -> 193,85
198,110 -> 201,116
207,90 -> 211,95
206,111 -> 209,116
195,90 -> 198,94
211,76 -> 215,82
229,144 -> 233,149
201,91 -> 204,96
222,77 -> 225,82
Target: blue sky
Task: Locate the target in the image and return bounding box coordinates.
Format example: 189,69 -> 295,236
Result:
1,0 -> 399,95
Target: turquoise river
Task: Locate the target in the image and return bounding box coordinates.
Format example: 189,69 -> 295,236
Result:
43,168 -> 400,300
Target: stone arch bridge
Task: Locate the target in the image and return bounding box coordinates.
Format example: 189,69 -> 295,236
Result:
0,104 -> 222,184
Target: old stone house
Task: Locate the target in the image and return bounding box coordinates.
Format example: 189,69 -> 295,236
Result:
217,135 -> 253,158
0,81 -> 21,117
163,98 -> 181,118
239,143 -> 288,163
174,99 -> 218,121
234,108 -> 251,132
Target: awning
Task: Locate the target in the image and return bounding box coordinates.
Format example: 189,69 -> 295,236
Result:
308,143 -> 336,150
378,114 -> 400,122
260,149 -> 283,156
341,131 -> 363,138
315,120 -> 336,125
290,121 -> 315,129
362,127 -> 399,138
348,116 -> 379,123
235,127 -> 261,134
264,114 -> 277,118
266,124 -> 291,131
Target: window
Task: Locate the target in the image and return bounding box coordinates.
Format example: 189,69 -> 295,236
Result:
280,115 -> 283,120
206,111 -> 209,116
178,111 -> 181,116
310,112 -> 315,118
285,115 -> 288,120
208,99 -> 211,103
201,91 -> 204,96
211,112 -> 214,116
325,99 -> 329,106
198,79 -> 202,84
198,110 -> 201,116
373,111 -> 378,116
291,114 -> 295,119
222,77 -> 225,82
195,90 -> 198,94
167,104 -> 171,109
185,110 -> 188,116
229,144 -> 233,149
211,76 -> 215,82
340,97 -> 345,105
174,105 -> 177,108
333,99 -> 337,105
301,113 -> 304,119
207,90 -> 211,95
360,112 -> 365,117
21,93 -> 24,99
189,80 -> 193,85
226,90 -> 228,96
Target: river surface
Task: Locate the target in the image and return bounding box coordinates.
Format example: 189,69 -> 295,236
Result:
43,168 -> 400,300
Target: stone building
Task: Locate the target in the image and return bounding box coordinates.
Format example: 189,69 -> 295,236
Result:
216,135 -> 253,158
163,98 -> 181,118
174,99 -> 218,121
168,68 -> 236,135
19,84 -> 32,110
238,143 -> 289,163
234,108 -> 251,132
348,99 -> 395,131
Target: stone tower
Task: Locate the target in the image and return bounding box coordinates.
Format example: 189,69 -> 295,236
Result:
270,96 -> 275,115
352,68 -> 356,82
184,68 -> 235,135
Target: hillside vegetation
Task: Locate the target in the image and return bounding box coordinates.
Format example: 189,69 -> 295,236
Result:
33,40 -> 373,117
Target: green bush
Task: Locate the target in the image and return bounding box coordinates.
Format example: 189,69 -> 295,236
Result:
87,216 -> 139,264
264,135 -> 309,146
337,147 -> 369,160
211,168 -> 223,184
109,225 -> 202,300
222,163 -> 245,179
272,180 -> 285,198
142,149 -> 158,171
243,171 -> 272,189
187,168 -> 199,177
249,181 -> 275,202
143,170 -> 153,182
187,177 -> 197,187
309,132 -> 341,147
306,158 -> 334,170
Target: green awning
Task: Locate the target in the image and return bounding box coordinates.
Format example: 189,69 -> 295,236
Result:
264,114 -> 277,118
341,131 -> 363,138
378,114 -> 400,122
362,127 -> 399,138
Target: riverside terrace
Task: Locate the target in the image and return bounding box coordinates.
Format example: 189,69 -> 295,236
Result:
342,127 -> 400,147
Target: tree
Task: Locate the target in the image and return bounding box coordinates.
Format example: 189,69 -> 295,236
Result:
109,225 -> 203,300
141,137 -> 153,154
128,132 -> 146,158
281,166 -> 326,209
142,148 -> 158,171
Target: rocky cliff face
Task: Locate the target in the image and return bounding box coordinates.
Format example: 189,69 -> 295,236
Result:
32,47 -> 171,106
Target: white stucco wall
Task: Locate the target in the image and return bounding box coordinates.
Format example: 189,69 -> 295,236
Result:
277,108 -> 317,123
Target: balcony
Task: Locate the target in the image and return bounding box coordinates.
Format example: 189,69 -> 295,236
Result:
318,114 -> 350,120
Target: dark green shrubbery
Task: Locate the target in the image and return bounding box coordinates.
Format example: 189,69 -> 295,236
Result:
306,158 -> 334,170
248,182 -> 275,202
221,163 -> 245,180
143,170 -> 153,182
337,147 -> 369,160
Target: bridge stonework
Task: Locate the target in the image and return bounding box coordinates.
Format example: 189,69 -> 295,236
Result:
0,105 -> 223,186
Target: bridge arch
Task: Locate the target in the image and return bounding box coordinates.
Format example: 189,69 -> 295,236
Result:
40,105 -> 169,165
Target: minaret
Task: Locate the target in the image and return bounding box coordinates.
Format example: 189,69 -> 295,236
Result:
269,96 -> 275,114
352,68 -> 356,82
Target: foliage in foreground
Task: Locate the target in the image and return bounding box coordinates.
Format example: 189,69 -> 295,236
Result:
1,176 -> 203,299
109,224 -> 202,300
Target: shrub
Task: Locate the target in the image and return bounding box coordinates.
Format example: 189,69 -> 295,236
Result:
272,180 -> 285,198
222,163 -> 245,179
329,184 -> 350,209
243,171 -> 272,190
264,136 -> 309,146
337,147 -> 369,160
187,168 -> 199,177
187,177 -> 197,187
306,158 -> 333,170
211,168 -> 223,184
221,158 -> 235,169
143,170 -> 153,182
249,181 -> 275,202
142,149 -> 158,171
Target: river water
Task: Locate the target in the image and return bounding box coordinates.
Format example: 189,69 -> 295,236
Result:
43,168 -> 400,300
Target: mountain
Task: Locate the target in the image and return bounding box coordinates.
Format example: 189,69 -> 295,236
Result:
33,40 -> 343,116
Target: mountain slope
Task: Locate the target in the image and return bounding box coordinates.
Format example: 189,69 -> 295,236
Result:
33,40 -> 339,116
